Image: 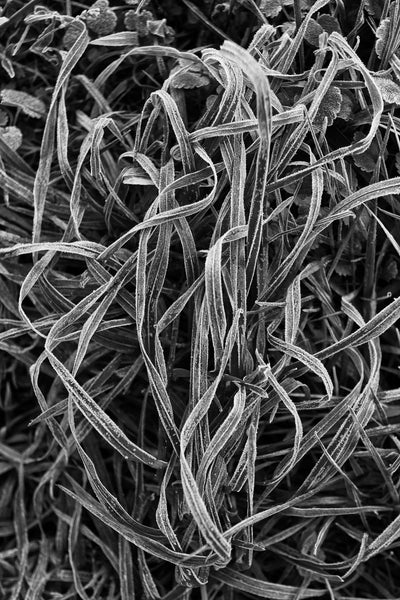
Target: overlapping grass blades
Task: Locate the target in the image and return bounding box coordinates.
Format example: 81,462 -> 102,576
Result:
1,1 -> 400,598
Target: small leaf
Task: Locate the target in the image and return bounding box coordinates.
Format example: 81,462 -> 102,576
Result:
206,94 -> 218,110
280,21 -> 296,36
334,261 -> 353,277
353,131 -> 387,172
365,0 -> 383,18
375,17 -> 390,59
300,0 -> 318,9
92,0 -> 111,8
304,18 -> 324,46
124,9 -> 153,36
63,20 -> 84,50
147,19 -> 175,42
337,90 -> 354,121
0,126 -> 22,151
171,64 -> 210,89
85,0 -> 117,36
212,2 -> 230,18
314,86 -> 342,127
147,19 -> 168,37
0,89 -> 46,118
172,71 -> 209,88
373,76 -> 400,104
259,0 -> 292,18
317,14 -> 341,35
382,257 -> 398,282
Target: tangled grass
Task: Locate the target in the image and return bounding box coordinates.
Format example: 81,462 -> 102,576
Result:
1,0 -> 400,598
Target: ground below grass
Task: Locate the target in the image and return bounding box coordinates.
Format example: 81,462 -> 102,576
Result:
1,0 -> 400,598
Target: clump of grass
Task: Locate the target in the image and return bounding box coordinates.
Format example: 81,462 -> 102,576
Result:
1,0 -> 400,598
